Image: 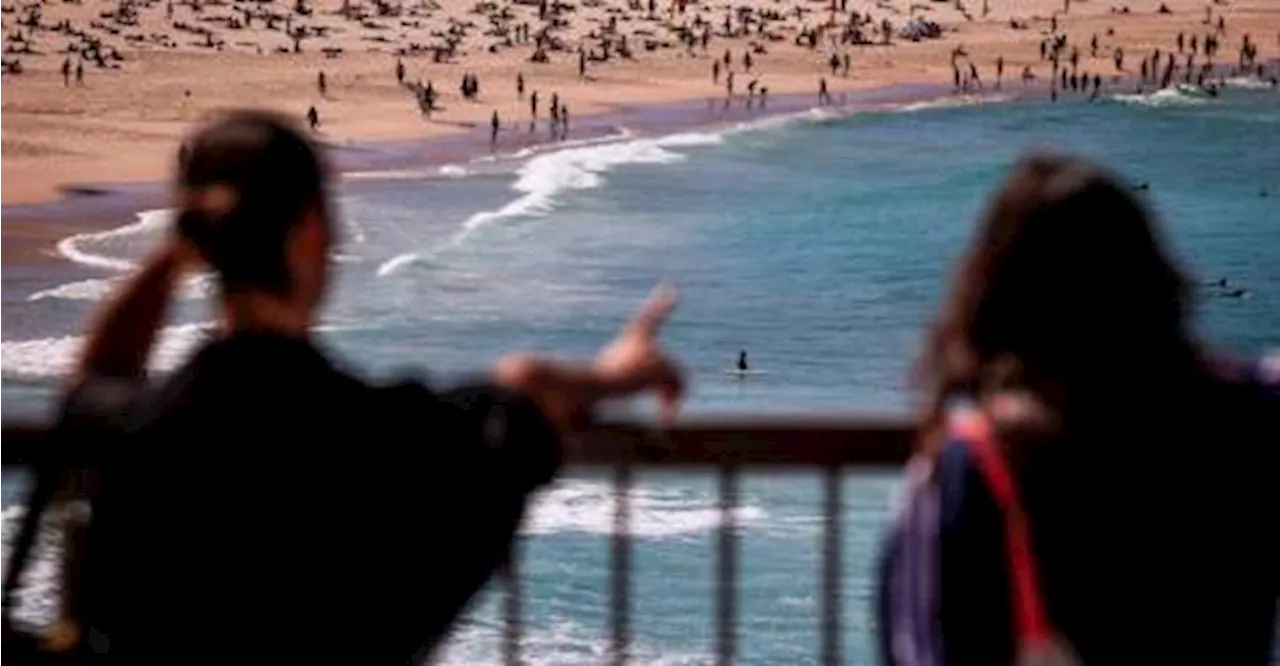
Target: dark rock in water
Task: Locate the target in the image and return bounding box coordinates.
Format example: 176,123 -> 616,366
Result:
60,185 -> 110,197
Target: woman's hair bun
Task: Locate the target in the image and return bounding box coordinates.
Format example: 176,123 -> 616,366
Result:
177,183 -> 240,264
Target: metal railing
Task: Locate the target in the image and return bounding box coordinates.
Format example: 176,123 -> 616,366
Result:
1,416 -> 916,664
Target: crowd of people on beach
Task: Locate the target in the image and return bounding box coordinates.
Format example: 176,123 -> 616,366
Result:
3,0 -> 1278,148
948,4 -> 1277,101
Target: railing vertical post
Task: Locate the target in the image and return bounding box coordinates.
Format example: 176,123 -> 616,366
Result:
820,465 -> 843,666
610,460 -> 632,666
716,464 -> 738,666
502,547 -> 522,666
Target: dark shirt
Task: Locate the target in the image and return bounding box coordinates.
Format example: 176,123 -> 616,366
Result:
62,331 -> 560,663
878,355 -> 1280,666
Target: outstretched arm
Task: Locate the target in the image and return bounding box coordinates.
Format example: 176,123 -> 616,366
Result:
74,242 -> 192,382
493,284 -> 684,431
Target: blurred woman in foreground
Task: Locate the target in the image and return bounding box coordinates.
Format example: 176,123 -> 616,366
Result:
10,110 -> 683,663
878,154 -> 1278,665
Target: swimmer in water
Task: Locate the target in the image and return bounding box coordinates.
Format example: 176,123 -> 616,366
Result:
737,349 -> 748,372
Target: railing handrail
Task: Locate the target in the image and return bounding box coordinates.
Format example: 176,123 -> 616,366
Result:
0,416 -> 916,468
1,414 -> 915,665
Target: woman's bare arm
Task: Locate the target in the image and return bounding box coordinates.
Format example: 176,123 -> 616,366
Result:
74,244 -> 191,382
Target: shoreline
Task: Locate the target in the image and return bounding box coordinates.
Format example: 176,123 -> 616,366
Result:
5,66 -> 1275,270
1,78 -> 961,268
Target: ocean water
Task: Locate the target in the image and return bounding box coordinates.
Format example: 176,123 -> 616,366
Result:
2,81 -> 1278,663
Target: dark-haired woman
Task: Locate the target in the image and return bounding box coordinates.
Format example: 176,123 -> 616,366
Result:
57,109 -> 685,663
877,154 -> 1278,666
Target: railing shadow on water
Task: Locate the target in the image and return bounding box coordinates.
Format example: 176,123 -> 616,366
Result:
1,416 -> 915,665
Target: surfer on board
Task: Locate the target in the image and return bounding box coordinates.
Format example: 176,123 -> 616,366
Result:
737,349 -> 748,372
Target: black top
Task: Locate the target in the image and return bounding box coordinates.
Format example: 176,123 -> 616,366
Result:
876,357 -> 1280,665
60,331 -> 560,664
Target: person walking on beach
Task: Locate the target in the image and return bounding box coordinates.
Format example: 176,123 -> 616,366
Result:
317,70 -> 327,98
995,55 -> 1004,90
490,110 -> 500,148
819,77 -> 830,105
530,90 -> 539,129
395,58 -> 405,84
61,56 -> 71,86
516,72 -> 525,100
549,96 -> 560,136
306,104 -> 319,130
75,60 -> 84,85
27,109 -> 685,665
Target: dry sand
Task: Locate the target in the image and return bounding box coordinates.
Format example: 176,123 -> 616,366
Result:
2,0 -> 1278,205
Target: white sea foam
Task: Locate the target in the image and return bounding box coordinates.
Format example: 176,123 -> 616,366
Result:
436,617 -> 710,666
376,131 -> 722,277
522,480 -> 764,539
894,93 -> 1013,113
24,208 -> 218,303
0,322 -> 214,380
28,274 -> 215,302
0,321 -> 373,381
1111,86 -> 1209,107
1223,76 -> 1276,90
28,204 -> 370,302
341,169 -> 438,181
55,208 -> 172,271
1,506 -> 67,630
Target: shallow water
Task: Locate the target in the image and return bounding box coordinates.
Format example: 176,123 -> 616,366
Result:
3,83 -> 1278,663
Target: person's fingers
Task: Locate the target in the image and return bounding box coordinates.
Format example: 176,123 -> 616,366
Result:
627,282 -> 678,336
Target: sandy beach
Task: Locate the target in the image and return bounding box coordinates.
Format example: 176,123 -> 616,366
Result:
2,0 -> 1277,211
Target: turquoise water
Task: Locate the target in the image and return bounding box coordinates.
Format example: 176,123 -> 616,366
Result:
2,83 -> 1278,663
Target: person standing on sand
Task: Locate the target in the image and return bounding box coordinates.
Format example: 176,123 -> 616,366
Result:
560,105 -> 569,140
996,56 -> 1004,90
317,70 -> 326,98
61,56 -> 70,86
490,110 -> 500,148
530,90 -> 539,129
306,105 -> 319,131
75,60 -> 84,85
713,59 -> 720,85
517,72 -> 525,100
396,58 -> 405,84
